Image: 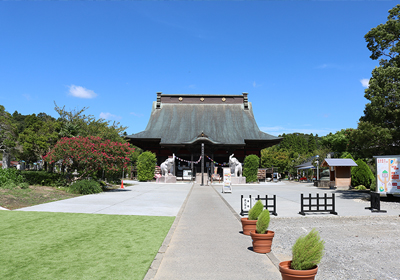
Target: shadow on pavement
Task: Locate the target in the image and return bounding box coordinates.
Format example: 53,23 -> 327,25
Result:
104,189 -> 132,192
334,190 -> 370,200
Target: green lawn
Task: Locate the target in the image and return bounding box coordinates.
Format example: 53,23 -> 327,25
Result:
0,211 -> 175,280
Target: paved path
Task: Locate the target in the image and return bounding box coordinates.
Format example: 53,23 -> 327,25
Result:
13,180 -> 399,279
151,184 -> 281,280
16,181 -> 191,216
214,180 -> 399,217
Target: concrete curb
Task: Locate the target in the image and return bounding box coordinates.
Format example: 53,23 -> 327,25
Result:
143,182 -> 195,280
211,184 -> 282,270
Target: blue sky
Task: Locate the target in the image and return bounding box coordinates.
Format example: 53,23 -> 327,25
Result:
0,1 -> 397,137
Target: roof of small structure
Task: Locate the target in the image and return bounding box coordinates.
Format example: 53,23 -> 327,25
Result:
126,93 -> 281,147
295,161 -> 315,170
321,158 -> 357,167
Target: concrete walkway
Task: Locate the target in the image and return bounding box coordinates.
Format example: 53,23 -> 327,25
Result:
151,183 -> 281,280
214,180 -> 399,217
16,181 -> 191,216
13,180 -> 399,279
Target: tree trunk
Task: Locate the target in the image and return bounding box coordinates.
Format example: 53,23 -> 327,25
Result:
2,151 -> 10,169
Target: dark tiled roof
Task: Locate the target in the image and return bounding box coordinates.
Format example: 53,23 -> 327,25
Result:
127,102 -> 281,145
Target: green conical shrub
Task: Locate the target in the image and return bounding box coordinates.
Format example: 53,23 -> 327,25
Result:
352,159 -> 373,188
243,154 -> 260,183
248,200 -> 264,220
256,209 -> 270,234
291,228 -> 325,270
137,151 -> 157,182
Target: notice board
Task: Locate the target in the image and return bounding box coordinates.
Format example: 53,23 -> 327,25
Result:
222,167 -> 232,193
375,155 -> 400,195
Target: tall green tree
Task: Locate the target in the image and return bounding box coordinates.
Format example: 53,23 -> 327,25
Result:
0,106 -> 18,168
365,4 -> 400,67
359,4 -> 400,155
54,102 -> 127,142
307,133 -> 317,153
319,129 -> 353,157
260,146 -> 290,173
17,113 -> 60,163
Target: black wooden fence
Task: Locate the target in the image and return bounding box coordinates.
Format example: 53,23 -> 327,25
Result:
240,194 -> 277,216
299,193 -> 338,216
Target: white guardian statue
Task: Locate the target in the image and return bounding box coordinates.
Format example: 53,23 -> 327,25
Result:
229,154 -> 242,177
161,154 -> 176,176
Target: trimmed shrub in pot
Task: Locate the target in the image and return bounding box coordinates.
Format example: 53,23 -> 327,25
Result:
241,200 -> 263,235
248,200 -> 264,220
279,228 -> 325,280
255,208 -> 270,234
250,209 -> 274,253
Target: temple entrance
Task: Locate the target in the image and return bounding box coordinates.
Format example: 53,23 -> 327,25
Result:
126,92 -> 282,182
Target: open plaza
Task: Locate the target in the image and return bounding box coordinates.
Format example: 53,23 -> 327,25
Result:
2,180 -> 398,279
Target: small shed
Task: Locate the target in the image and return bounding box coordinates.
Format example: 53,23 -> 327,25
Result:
321,159 -> 358,189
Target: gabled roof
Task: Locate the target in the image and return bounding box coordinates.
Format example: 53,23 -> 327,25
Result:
322,158 -> 358,167
126,93 -> 281,147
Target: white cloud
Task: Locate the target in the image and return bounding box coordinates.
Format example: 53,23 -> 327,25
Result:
130,112 -> 144,117
315,63 -> 341,70
100,112 -> 121,120
68,85 -> 97,99
22,94 -> 32,100
252,81 -> 261,88
360,78 -> 370,88
316,64 -> 329,69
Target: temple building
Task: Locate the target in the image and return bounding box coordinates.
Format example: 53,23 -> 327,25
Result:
126,92 -> 281,178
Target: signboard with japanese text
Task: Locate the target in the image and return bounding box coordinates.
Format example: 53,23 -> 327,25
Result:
241,197 -> 257,212
222,167 -> 232,193
375,156 -> 400,195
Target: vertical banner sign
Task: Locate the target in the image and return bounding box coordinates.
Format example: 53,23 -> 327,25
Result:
376,156 -> 400,195
222,167 -> 232,193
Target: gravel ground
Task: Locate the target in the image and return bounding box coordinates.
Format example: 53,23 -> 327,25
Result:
271,200 -> 400,280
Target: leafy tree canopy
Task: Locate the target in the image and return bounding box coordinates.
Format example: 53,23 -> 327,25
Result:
365,4 -> 400,66
359,4 -> 400,155
44,136 -> 134,180
0,106 -> 18,168
54,102 -> 127,142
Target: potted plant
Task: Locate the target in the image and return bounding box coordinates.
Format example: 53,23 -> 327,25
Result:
241,200 -> 264,235
279,228 -> 325,280
250,209 -> 274,253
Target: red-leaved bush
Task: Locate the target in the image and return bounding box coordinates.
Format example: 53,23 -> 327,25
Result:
43,136 -> 134,180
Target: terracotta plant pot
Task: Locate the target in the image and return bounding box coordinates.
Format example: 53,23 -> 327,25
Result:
279,260 -> 318,280
241,218 -> 257,235
249,230 -> 275,253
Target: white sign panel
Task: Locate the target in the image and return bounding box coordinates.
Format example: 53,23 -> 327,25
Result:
222,167 -> 232,193
376,156 -> 400,195
242,198 -> 251,211
242,196 -> 259,211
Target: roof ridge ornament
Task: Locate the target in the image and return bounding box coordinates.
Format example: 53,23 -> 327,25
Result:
156,92 -> 162,109
198,131 -> 208,138
243,92 -> 249,110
